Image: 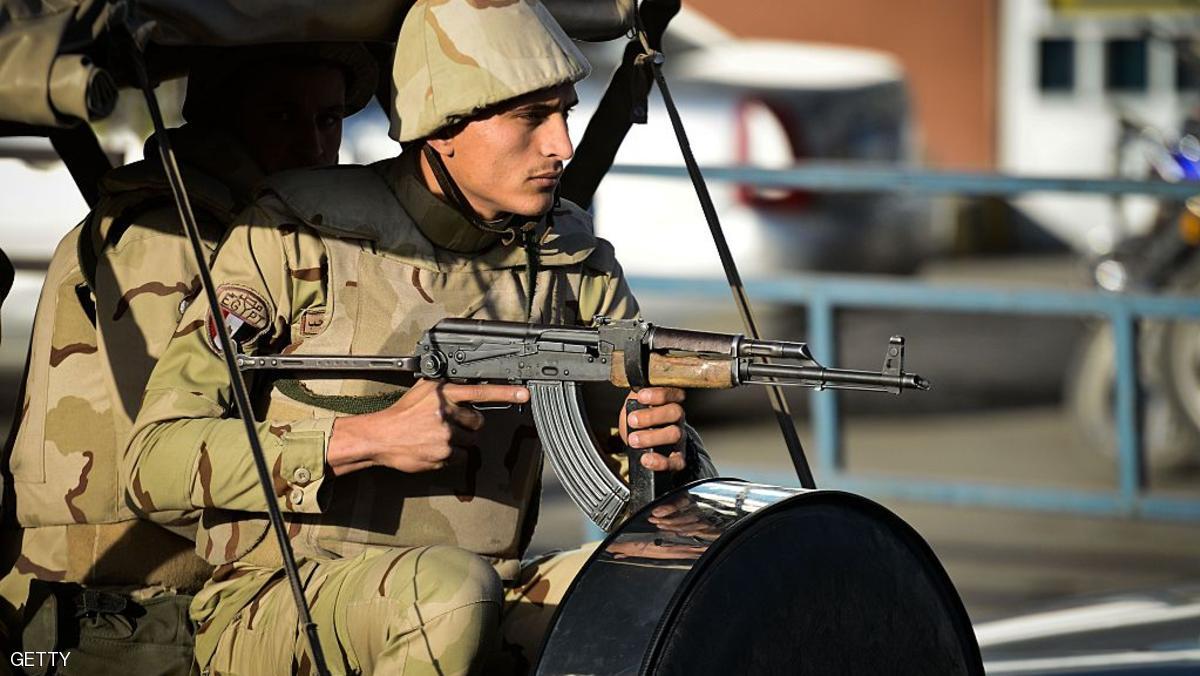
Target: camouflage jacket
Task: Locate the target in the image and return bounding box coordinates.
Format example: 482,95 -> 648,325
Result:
126,151 -> 639,577
2,124 -> 260,589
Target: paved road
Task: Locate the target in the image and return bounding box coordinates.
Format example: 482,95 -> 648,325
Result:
530,406 -> 1200,623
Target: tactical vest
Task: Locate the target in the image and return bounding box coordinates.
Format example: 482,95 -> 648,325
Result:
3,160 -> 232,590
201,161 -> 633,578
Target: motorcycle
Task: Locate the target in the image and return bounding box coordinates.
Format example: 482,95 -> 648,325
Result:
1067,112 -> 1200,471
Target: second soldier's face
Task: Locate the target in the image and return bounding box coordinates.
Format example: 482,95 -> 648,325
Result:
439,84 -> 577,219
233,63 -> 347,174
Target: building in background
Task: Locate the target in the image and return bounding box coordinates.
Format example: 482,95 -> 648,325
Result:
686,0 -> 998,171
1000,0 -> 1200,254
686,0 -> 1200,254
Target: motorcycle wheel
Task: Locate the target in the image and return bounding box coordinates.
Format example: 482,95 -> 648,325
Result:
1066,322 -> 1200,472
1160,256 -> 1200,452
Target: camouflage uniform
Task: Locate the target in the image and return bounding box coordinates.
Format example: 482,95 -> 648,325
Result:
126,144 -> 638,673
0,124 -> 263,646
128,2 -> 706,673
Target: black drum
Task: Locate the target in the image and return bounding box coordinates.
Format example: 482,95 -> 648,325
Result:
535,479 -> 983,675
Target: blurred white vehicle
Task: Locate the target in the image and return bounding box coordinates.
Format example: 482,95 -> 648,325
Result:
573,9 -> 935,279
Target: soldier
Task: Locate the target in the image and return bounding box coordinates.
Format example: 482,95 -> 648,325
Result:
0,43 -> 378,652
125,1 -> 713,674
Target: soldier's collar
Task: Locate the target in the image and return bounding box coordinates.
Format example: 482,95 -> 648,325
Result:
390,150 -> 511,255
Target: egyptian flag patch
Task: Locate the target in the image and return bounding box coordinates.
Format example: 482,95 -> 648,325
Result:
206,285 -> 270,354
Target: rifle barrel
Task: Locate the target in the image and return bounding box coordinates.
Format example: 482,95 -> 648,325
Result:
743,363 -> 930,392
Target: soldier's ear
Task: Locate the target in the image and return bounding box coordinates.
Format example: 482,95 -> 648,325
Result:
426,136 -> 454,159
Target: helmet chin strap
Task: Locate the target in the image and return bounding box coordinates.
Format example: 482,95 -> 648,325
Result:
421,143 -> 550,320
421,143 -> 540,246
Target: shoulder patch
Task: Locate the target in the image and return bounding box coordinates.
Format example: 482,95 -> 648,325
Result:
207,284 -> 270,353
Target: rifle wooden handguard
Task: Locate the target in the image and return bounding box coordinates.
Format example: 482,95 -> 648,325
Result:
609,352 -> 734,389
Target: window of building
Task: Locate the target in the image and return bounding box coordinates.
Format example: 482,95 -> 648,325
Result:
1177,40 -> 1200,91
1105,38 -> 1148,92
1039,38 -> 1075,92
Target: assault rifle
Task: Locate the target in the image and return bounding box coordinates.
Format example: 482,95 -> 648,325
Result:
237,317 -> 929,531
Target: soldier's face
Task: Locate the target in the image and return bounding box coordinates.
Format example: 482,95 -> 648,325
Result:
232,63 -> 347,174
433,84 -> 577,219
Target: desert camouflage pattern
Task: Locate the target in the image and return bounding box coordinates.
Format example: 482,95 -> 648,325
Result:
489,544 -> 598,674
126,150 -> 636,666
202,545 -> 503,676
390,0 -> 591,142
0,124 -> 259,642
198,542 -> 596,676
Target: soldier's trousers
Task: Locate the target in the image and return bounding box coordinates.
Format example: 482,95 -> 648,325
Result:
202,544 -> 595,676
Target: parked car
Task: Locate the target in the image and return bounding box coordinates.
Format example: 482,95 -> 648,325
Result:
579,10 -> 935,279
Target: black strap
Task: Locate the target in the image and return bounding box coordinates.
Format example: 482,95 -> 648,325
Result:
73,589 -> 128,618
635,25 -> 817,490
559,0 -> 681,209
522,225 -> 541,321
115,13 -> 332,674
48,125 -> 112,209
422,144 -> 532,245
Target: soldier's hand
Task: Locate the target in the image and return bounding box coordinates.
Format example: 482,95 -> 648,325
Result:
619,387 -> 687,472
328,379 -> 529,475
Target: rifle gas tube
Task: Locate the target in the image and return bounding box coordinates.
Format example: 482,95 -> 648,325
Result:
237,317 -> 930,531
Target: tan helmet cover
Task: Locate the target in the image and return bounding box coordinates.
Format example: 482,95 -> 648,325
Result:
390,0 -> 591,142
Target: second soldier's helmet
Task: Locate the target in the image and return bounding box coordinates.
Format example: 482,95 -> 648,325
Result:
389,0 -> 591,143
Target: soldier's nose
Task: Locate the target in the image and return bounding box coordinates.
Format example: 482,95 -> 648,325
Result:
542,114 -> 573,161
298,125 -> 326,165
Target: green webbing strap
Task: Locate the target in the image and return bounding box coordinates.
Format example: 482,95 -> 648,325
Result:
274,379 -> 407,415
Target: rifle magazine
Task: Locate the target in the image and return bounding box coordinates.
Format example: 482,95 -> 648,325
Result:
528,380 -> 630,531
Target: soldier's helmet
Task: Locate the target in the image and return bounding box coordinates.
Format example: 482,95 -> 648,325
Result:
390,0 -> 592,143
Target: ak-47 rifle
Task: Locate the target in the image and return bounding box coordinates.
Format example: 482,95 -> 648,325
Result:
237,317 -> 929,531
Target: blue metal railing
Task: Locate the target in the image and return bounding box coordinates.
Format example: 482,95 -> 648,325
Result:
611,163 -> 1200,199
608,162 -> 1200,522
627,275 -> 1200,521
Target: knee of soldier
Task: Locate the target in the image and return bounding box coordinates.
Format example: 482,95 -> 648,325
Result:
404,545 -> 503,612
